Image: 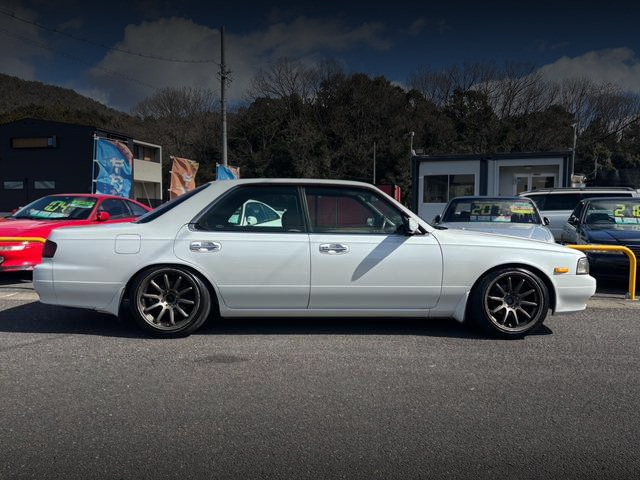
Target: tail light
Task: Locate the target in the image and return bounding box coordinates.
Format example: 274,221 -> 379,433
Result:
42,240 -> 58,258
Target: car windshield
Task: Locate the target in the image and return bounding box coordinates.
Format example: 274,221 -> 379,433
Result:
442,199 -> 542,224
585,199 -> 640,225
12,196 -> 97,220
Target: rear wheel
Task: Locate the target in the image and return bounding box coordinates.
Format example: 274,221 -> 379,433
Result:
468,267 -> 549,338
129,266 -> 211,337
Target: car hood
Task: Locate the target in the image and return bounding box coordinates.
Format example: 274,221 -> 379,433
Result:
583,224 -> 640,243
0,218 -> 83,238
438,222 -> 554,242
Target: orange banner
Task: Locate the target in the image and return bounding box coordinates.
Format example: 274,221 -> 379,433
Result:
169,156 -> 199,199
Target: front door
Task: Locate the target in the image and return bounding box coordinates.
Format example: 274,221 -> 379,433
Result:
514,173 -> 556,194
304,186 -> 442,310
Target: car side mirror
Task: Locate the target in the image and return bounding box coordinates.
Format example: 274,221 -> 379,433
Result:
96,211 -> 111,222
433,214 -> 441,224
404,217 -> 420,235
543,217 -> 550,226
567,216 -> 576,226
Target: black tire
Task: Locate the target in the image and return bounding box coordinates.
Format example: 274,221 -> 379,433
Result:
128,266 -> 211,338
468,267 -> 549,339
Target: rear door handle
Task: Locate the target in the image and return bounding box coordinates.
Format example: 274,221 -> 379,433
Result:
190,241 -> 221,252
319,243 -> 349,254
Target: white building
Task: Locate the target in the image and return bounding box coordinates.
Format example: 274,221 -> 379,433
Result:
411,151 -> 573,222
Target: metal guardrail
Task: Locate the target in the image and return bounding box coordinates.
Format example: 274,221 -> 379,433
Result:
565,244 -> 637,301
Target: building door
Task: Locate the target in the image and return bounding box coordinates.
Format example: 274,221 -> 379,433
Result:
514,173 -> 555,194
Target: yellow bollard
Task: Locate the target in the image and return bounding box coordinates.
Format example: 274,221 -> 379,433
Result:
565,244 -> 636,301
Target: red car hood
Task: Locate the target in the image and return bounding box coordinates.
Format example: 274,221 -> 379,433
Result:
0,218 -> 86,239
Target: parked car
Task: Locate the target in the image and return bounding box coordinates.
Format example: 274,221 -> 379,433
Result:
33,179 -> 595,339
561,196 -> 640,276
432,196 -> 554,243
0,193 -> 152,272
519,186 -> 638,242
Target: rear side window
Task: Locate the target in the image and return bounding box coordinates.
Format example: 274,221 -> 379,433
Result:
583,192 -> 633,199
541,194 -> 583,211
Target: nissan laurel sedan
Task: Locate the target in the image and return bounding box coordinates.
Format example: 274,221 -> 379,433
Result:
33,179 -> 596,339
0,193 -> 152,272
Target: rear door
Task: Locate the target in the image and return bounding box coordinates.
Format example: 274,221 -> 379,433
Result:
174,185 -> 311,309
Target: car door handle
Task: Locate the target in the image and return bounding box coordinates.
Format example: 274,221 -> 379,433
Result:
190,241 -> 221,252
319,243 -> 349,254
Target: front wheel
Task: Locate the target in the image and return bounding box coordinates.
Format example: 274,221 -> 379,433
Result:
129,266 -> 211,337
468,267 -> 549,338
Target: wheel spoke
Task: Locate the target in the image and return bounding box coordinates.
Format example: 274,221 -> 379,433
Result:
163,274 -> 171,290
516,307 -> 532,319
178,286 -> 193,295
521,300 -> 537,307
142,293 -> 161,300
150,280 -> 163,293
144,301 -> 162,313
520,288 -> 536,298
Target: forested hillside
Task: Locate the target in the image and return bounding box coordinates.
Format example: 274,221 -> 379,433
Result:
3,58 -> 640,206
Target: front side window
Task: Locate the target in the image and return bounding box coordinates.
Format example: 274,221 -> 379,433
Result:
195,185 -> 302,232
99,199 -> 130,219
305,186 -> 404,234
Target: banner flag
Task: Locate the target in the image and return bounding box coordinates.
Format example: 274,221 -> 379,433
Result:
216,163 -> 240,180
169,156 -> 199,199
94,138 -> 133,197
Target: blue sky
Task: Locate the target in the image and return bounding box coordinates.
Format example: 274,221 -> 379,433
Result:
1,0 -> 639,112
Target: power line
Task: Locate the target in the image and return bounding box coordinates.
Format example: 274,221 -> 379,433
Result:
0,8 -> 220,65
0,27 -> 160,92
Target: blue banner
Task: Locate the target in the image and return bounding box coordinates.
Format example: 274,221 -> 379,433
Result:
94,138 -> 133,197
216,164 -> 238,180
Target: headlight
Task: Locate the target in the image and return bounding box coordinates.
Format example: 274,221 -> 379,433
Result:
576,257 -> 589,275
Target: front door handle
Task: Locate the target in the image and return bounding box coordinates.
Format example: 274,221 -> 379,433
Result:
319,243 -> 349,254
190,241 -> 221,252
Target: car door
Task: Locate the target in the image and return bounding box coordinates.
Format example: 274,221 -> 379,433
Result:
304,185 -> 442,310
174,185 -> 310,309
561,201 -> 585,244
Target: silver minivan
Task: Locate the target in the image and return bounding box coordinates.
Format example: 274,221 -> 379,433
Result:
518,187 -> 638,242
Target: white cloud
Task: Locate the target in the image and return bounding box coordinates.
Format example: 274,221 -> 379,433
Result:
541,47 -> 640,94
86,15 -> 391,111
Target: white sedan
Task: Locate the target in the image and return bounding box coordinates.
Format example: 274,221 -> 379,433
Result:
433,196 -> 555,243
33,179 -> 596,339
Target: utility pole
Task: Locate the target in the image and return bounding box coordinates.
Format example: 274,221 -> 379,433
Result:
372,141 -> 376,184
220,26 -> 228,167
571,123 -> 577,178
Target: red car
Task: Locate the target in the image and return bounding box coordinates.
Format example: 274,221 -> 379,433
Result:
0,193 -> 152,272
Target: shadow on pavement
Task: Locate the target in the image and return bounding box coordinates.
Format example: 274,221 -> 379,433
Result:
0,301 -> 554,340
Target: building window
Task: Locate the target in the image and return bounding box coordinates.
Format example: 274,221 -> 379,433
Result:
11,136 -> 57,148
34,181 -> 55,189
3,181 -> 24,190
134,145 -> 158,162
423,174 -> 474,203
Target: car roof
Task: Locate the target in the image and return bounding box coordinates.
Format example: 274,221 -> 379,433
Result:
448,196 -> 532,201
578,196 -> 640,202
520,186 -> 635,195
